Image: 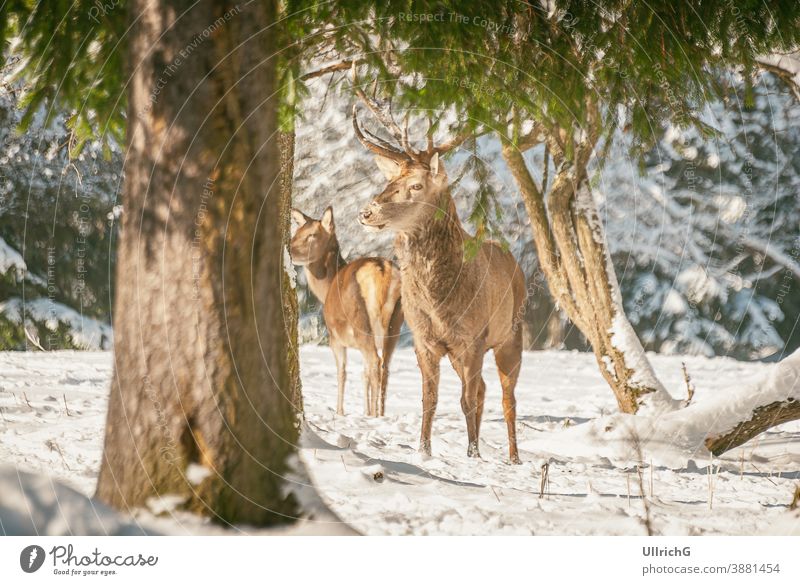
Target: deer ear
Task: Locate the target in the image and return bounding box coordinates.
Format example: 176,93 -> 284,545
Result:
291,209 -> 308,226
429,152 -> 440,177
375,155 -> 402,181
320,206 -> 334,232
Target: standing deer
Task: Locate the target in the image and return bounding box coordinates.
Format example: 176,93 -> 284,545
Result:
290,206 -> 403,417
352,102 -> 526,463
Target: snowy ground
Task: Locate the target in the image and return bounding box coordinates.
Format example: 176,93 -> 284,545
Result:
0,347 -> 798,535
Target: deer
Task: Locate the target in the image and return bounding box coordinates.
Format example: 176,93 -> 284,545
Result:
290,206 -> 403,417
351,92 -> 527,463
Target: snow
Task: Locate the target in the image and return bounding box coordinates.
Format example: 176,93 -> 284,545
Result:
544,349 -> 800,470
1,347 -> 798,535
0,298 -> 112,350
0,466 -> 147,535
662,289 -> 688,315
0,236 -> 27,276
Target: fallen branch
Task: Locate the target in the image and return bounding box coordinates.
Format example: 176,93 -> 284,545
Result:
705,397 -> 800,456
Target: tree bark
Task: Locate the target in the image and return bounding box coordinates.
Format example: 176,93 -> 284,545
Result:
96,0 -> 300,525
279,130 -> 303,415
502,143 -> 676,415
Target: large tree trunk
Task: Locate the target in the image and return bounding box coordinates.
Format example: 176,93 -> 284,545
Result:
502,144 -> 677,415
96,0 -> 300,525
279,130 -> 303,415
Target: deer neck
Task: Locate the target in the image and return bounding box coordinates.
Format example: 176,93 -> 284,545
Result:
397,192 -> 466,276
304,239 -> 345,304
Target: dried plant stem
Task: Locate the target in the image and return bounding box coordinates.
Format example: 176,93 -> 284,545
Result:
539,462 -> 550,499
681,362 -> 695,406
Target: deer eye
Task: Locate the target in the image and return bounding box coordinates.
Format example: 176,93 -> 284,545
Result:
411,183 -> 423,191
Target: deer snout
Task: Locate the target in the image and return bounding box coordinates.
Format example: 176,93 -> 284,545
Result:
359,201 -> 386,231
359,200 -> 379,222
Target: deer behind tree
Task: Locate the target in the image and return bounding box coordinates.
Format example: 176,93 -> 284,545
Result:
291,206 -> 403,416
353,105 -> 527,463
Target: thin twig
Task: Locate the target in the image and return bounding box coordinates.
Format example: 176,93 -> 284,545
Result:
626,473 -> 631,508
63,393 -> 72,417
751,462 -> 778,486
46,439 -> 71,471
707,455 -> 715,511
629,429 -> 654,535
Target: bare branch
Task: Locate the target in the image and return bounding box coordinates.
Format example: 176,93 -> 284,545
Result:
300,59 -> 359,81
757,54 -> 800,103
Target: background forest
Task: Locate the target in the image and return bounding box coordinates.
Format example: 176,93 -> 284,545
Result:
3,63 -> 797,360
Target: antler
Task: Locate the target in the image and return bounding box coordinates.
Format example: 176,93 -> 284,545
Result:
350,63 -> 473,164
352,104 -> 410,163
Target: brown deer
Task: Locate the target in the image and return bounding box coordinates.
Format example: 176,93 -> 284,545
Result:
290,206 -> 403,417
352,101 -> 526,463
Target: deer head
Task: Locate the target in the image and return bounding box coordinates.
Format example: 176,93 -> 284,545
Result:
289,206 -> 336,265
351,77 -> 470,234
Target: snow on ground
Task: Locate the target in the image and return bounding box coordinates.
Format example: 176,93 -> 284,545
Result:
0,347 -> 798,535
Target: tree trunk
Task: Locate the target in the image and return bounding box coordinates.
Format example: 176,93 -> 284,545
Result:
502,140 -> 800,449
96,0 -> 300,525
279,130 -> 303,415
502,144 -> 677,415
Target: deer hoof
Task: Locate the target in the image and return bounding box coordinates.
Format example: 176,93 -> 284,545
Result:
467,442 -> 481,459
510,454 -> 521,465
419,440 -> 432,456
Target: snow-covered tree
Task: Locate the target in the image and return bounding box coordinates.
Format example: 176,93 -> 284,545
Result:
0,63 -> 117,350
603,73 -> 800,360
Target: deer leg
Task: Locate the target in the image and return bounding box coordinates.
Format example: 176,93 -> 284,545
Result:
362,349 -> 381,417
475,377 -> 487,437
416,345 -> 441,456
331,343 -> 347,416
451,348 -> 485,459
372,354 -> 383,417
494,335 -> 522,464
380,300 -> 403,417
379,358 -> 389,416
